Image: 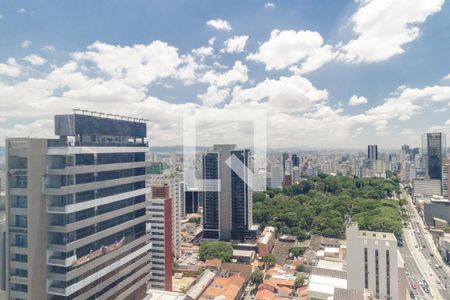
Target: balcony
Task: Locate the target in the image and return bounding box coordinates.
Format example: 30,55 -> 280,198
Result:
47,187 -> 150,214
48,242 -> 152,297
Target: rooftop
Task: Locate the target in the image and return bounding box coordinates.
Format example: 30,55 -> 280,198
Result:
185,269 -> 216,300
144,289 -> 186,300
200,274 -> 246,300
358,230 -> 396,242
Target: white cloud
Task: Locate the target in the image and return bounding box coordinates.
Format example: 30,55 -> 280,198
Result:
348,94 -> 368,106
247,29 -> 336,73
42,45 -> 55,53
400,128 -> 415,135
350,84 -> 450,135
206,19 -> 232,31
221,35 -> 249,53
208,37 -> 216,46
23,54 -> 47,65
229,75 -> 328,113
265,2 -> 275,8
192,46 -> 214,59
340,0 -> 445,63
21,40 -> 32,48
0,58 -> 21,77
198,86 -> 230,107
18,8 -> 26,14
73,41 -> 185,87
201,61 -> 248,87
442,73 -> 450,81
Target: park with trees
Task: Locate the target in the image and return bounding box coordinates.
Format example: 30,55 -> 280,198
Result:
253,174 -> 403,239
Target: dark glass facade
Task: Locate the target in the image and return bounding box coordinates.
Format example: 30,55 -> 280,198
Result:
202,152 -> 219,239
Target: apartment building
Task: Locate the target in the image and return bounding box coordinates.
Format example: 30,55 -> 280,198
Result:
147,170 -> 182,258
147,186 -> 172,291
346,222 -> 406,300
5,112 -> 152,300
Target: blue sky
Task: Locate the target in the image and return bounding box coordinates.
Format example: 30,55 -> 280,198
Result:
0,0 -> 450,148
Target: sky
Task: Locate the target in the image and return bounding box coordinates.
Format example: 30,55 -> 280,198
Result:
0,0 -> 450,149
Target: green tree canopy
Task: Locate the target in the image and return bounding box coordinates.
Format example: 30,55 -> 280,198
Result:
253,174 -> 402,239
199,241 -> 233,262
250,270 -> 264,286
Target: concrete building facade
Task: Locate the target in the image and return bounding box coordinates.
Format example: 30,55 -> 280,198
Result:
147,186 -> 173,291
5,112 -> 152,300
202,145 -> 253,241
346,222 -> 406,300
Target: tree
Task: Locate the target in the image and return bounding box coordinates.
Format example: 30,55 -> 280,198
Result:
289,247 -> 305,257
262,254 -> 276,270
199,241 -> 233,262
294,275 -> 305,288
250,270 -> 264,286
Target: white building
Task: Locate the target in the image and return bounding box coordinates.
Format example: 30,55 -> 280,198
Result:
148,171 -> 182,258
147,186 -> 172,291
270,165 -> 283,189
346,222 -> 406,300
413,178 -> 442,199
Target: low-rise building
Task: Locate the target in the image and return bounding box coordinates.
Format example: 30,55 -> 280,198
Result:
232,249 -> 255,263
258,226 -> 276,257
413,178 -> 442,199
308,268 -> 347,300
185,269 -> 216,300
199,274 -> 246,300
438,233 -> 450,264
423,196 -> 450,226
144,289 -> 186,300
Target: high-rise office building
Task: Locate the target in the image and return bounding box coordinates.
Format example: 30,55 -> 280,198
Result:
346,222 -> 406,300
368,145 -> 378,161
202,145 -> 253,241
184,189 -> 200,215
422,132 -> 446,180
282,152 -> 289,174
5,112 -> 151,300
147,186 -> 172,291
292,153 -> 300,168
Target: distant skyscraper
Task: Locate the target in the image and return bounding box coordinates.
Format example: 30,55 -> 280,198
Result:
202,145 -> 253,241
346,222 -> 406,300
5,112 -> 151,299
443,159 -> 450,198
282,152 -> 289,174
184,189 -> 200,214
292,153 -> 300,168
368,145 -> 378,161
422,132 -> 446,180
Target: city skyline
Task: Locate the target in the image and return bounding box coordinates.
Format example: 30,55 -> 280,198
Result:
0,0 -> 449,148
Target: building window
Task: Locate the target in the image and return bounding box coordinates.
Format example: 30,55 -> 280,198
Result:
364,247 -> 368,289
386,250 -> 391,298
375,249 -> 379,298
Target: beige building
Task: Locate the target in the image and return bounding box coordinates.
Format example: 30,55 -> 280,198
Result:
346,222 -> 406,300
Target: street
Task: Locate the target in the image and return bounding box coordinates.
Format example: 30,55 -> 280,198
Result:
401,185 -> 450,299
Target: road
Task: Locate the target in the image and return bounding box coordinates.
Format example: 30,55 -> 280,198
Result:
401,185 -> 450,299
